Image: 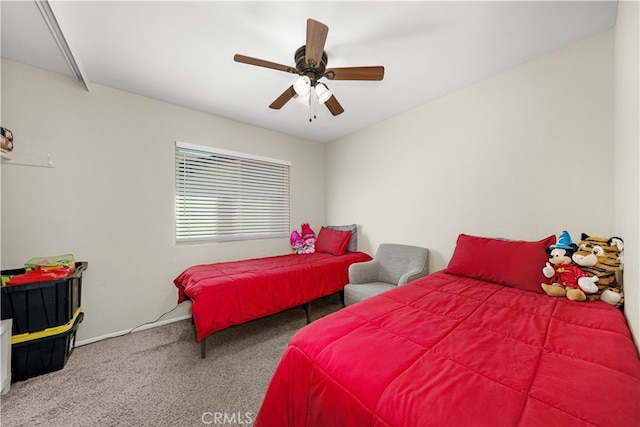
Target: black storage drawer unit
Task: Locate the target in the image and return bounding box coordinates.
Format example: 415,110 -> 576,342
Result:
1,262 -> 87,335
11,310 -> 84,382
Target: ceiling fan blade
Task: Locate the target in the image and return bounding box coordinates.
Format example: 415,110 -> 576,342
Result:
324,94 -> 344,116
269,86 -> 297,110
305,19 -> 329,68
325,66 -> 385,81
234,54 -> 296,73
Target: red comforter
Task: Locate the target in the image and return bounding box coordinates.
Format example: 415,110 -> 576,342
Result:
174,251 -> 372,341
255,271 -> 640,426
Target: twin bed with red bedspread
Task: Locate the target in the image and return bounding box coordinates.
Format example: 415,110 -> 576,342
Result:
174,225 -> 370,357
255,234 -> 640,426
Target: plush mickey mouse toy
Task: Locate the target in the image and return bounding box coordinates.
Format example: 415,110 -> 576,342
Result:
541,230 -> 599,301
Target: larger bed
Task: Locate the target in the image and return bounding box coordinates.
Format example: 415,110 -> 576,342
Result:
255,234 -> 640,426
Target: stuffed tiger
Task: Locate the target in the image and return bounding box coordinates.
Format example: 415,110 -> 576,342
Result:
572,234 -> 624,308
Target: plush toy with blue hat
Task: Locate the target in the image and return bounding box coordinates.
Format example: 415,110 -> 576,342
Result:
541,230 -> 599,301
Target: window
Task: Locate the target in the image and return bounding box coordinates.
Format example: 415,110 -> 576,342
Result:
175,141 -> 290,243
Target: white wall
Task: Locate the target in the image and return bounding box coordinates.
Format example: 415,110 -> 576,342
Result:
0,60 -> 326,342
614,0 -> 640,346
327,30 -> 615,271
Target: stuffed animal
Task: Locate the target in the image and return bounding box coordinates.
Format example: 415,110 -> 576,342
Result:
300,223 -> 316,254
541,230 -> 598,301
290,230 -> 304,254
572,234 -> 624,308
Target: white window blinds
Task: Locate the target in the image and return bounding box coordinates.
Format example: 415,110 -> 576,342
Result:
175,141 -> 290,243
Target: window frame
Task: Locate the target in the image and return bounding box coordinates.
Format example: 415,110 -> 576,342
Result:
175,141 -> 291,244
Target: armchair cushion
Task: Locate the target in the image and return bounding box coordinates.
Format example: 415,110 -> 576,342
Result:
343,282 -> 397,307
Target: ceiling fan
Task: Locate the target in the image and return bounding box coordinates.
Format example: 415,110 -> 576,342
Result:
234,18 -> 384,117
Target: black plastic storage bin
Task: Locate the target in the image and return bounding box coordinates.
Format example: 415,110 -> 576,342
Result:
11,310 -> 84,382
1,262 -> 87,335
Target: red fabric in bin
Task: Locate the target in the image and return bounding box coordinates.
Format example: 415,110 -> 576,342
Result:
254,271 -> 640,427
173,251 -> 371,342
7,266 -> 73,285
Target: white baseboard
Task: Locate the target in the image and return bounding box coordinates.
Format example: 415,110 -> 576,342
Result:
75,314 -> 192,347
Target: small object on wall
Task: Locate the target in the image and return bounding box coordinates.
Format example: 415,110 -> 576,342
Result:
0,127 -> 14,152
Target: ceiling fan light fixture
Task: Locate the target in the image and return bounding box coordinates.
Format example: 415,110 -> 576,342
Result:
293,75 -> 311,96
293,92 -> 311,106
315,83 -> 331,104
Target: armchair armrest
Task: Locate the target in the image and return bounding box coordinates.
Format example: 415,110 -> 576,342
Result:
348,260 -> 381,284
398,268 -> 429,286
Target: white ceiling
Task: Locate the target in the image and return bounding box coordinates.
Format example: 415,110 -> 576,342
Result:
1,1 -> 617,143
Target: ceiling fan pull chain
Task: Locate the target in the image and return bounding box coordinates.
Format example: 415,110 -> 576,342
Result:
309,91 -> 314,123
310,89 -> 318,123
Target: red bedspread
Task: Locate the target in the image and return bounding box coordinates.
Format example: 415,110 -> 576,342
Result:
174,251 -> 372,342
255,271 -> 640,426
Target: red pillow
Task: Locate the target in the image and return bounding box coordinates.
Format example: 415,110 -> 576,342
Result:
445,233 -> 556,293
315,227 -> 352,256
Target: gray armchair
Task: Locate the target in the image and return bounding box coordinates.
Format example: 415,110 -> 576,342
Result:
343,243 -> 429,306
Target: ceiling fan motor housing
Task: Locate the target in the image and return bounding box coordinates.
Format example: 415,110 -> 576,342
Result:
295,46 -> 327,86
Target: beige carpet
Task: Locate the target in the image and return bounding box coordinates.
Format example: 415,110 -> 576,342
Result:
0,294 -> 343,426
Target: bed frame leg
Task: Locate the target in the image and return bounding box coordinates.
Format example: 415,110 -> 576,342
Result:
303,302 -> 311,324
201,338 -> 207,359
339,290 -> 345,307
